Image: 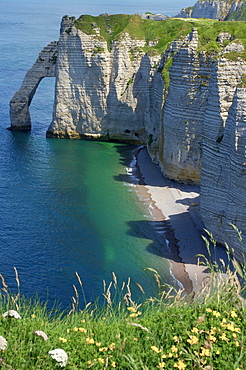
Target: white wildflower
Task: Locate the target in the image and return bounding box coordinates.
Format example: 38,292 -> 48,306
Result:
2,310 -> 21,319
48,348 -> 68,367
0,336 -> 7,350
34,330 -> 49,341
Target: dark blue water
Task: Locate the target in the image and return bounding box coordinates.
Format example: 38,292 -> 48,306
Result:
0,0 -> 173,309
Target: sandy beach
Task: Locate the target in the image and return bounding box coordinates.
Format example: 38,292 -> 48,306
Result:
132,146 -> 213,294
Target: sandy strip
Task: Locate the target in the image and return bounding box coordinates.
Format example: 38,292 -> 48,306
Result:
133,146 -> 210,294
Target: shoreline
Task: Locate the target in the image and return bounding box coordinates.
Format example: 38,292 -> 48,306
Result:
131,146 -> 210,294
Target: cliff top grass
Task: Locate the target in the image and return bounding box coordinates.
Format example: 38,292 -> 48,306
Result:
74,14 -> 246,57
0,233 -> 245,369
0,260 -> 245,369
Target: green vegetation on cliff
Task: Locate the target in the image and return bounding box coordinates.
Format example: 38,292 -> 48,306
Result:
75,14 -> 246,60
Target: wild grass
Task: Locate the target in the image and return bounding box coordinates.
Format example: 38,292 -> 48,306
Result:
0,239 -> 245,369
74,14 -> 246,60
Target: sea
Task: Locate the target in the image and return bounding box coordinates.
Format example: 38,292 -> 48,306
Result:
0,0 -> 175,310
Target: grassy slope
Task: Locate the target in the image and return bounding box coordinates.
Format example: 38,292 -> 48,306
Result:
75,15 -> 246,58
0,267 -> 245,369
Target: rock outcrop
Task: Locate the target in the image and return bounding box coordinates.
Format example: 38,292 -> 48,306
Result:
9,16 -> 246,258
47,16 -> 164,155
176,0 -> 245,20
9,42 -> 57,130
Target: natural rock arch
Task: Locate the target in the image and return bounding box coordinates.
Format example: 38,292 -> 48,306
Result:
9,41 -> 57,131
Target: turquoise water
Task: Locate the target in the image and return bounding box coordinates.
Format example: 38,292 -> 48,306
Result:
0,1 -> 172,309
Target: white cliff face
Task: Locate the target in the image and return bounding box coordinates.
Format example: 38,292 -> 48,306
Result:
200,58 -> 246,259
47,17 -> 163,145
176,0 -> 245,20
10,42 -> 57,130
193,1 -> 232,19
160,29 -> 212,184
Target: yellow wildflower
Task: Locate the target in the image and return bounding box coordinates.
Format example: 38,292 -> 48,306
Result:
187,335 -> 199,345
99,347 -> 108,352
173,336 -> 178,341
97,358 -> 104,364
216,350 -> 220,355
111,362 -> 116,368
134,338 -> 138,341
210,327 -> 217,335
31,314 -> 36,318
173,359 -> 187,369
200,347 -> 210,357
81,319 -> 86,323
212,311 -> 221,317
235,341 -> 240,347
96,342 -> 102,346
127,307 -> 137,313
171,345 -> 178,353
158,362 -> 166,368
87,360 -> 93,365
151,346 -> 161,353
86,337 -> 95,344
73,327 -> 79,332
168,352 -> 173,358
59,337 -> 67,343
220,333 -> 229,342
206,308 -> 212,313
231,311 -> 238,318
226,323 -> 235,331
232,333 -> 237,339
161,354 -> 167,359
234,327 -> 241,333
66,329 -> 70,334
208,335 -> 217,342
79,327 -> 87,333
129,311 -> 142,318
109,343 -> 116,350
191,327 -> 199,334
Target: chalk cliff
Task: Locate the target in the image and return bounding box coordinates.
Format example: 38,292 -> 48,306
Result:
9,15 -> 246,258
200,59 -> 246,259
176,0 -> 245,20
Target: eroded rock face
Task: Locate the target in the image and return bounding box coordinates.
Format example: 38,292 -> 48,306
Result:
160,29 -> 212,183
9,42 -> 57,130
47,17 -> 164,150
200,60 -> 246,259
176,0 -> 245,20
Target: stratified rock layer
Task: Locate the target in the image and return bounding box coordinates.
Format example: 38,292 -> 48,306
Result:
201,59 -> 246,259
176,0 -> 245,20
47,17 -> 163,149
